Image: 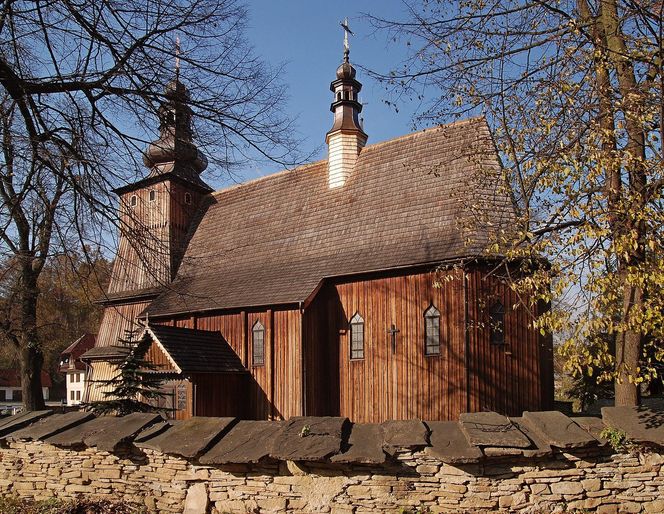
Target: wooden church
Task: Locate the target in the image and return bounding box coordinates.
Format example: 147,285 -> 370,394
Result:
83,44 -> 554,422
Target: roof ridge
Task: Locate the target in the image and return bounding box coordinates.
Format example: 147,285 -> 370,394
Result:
210,116 -> 486,197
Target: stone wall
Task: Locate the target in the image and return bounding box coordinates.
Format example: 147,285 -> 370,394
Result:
0,407 -> 662,513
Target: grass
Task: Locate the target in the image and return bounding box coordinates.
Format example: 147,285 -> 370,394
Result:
0,497 -> 146,514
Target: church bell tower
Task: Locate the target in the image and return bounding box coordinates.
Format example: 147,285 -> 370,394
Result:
108,77 -> 212,296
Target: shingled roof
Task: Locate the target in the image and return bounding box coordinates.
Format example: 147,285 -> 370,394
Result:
146,117 -> 514,316
143,325 -> 245,374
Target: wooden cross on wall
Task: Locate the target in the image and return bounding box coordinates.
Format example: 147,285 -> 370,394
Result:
387,324 -> 400,354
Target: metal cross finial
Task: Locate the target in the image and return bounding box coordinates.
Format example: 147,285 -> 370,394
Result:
340,17 -> 354,62
175,36 -> 181,80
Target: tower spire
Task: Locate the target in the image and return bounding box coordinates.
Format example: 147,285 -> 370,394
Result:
175,36 -> 181,82
326,19 -> 367,189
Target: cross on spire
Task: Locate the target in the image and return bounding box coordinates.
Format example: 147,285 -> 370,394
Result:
175,36 -> 181,81
340,17 -> 354,62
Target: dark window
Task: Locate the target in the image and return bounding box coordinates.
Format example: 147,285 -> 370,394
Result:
76,390 -> 81,401
184,192 -> 192,205
130,195 -> 137,207
70,390 -> 75,401
177,384 -> 187,410
349,313 -> 364,360
337,92 -> 342,101
424,305 -> 441,355
252,320 -> 265,366
149,190 -> 156,202
489,301 -> 506,345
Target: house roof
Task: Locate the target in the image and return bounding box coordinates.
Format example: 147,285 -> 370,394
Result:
80,345 -> 131,361
146,117 -> 514,316
60,334 -> 97,371
0,369 -> 52,388
142,324 -> 246,374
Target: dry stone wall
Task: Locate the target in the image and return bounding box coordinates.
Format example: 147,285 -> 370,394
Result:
0,407 -> 662,513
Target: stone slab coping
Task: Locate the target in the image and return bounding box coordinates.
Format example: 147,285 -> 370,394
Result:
136,416 -> 236,459
509,417 -> 553,458
270,416 -> 349,461
602,406 -> 664,445
200,420 -> 284,465
522,411 -> 598,449
8,411 -> 95,442
381,419 -> 429,453
331,423 -> 386,464
0,410 -> 628,465
459,412 -> 531,449
0,410 -> 52,438
46,413 -> 161,451
572,416 -> 608,444
425,421 -> 483,464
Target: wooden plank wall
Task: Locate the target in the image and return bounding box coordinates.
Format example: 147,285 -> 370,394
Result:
108,180 -> 204,294
96,301 -> 151,347
306,269 -> 467,423
305,267 -> 550,423
466,268 -> 553,415
191,373 -> 248,418
144,340 -> 178,372
155,306 -> 302,420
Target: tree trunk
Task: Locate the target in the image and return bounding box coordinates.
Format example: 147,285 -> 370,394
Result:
20,344 -> 45,411
19,265 -> 45,411
614,282 -> 643,406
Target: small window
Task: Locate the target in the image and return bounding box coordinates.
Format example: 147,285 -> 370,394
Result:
149,190 -> 156,202
489,301 -> 505,346
252,320 -> 265,366
424,305 -> 441,355
184,192 -> 192,205
344,90 -> 350,100
76,390 -> 81,401
130,195 -> 137,207
70,390 -> 75,400
337,92 -> 341,101
349,312 -> 364,360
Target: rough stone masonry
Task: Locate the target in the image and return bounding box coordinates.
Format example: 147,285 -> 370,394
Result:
0,407 -> 663,513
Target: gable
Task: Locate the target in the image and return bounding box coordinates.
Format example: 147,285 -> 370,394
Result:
146,117 -> 514,316
144,324 -> 246,374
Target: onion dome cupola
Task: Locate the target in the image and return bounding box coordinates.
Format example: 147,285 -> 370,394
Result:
141,77 -> 211,192
326,49 -> 367,139
326,19 -> 368,189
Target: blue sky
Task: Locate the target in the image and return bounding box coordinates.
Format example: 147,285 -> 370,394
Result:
233,1 -> 420,182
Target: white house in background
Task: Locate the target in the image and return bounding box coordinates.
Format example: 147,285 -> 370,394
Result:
60,333 -> 96,405
0,369 -> 51,403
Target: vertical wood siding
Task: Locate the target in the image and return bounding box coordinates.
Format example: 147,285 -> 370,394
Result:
96,302 -> 151,347
304,267 -> 551,423
466,268 -> 553,415
151,307 -> 302,420
108,181 -> 204,294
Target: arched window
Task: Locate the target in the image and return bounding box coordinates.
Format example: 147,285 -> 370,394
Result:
489,301 -> 505,346
184,192 -> 192,205
252,320 -> 265,366
349,312 -> 364,360
149,190 -> 156,202
337,91 -> 342,101
130,195 -> 137,207
424,305 -> 441,355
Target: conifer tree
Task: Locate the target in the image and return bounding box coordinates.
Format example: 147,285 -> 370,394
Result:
86,330 -> 168,416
